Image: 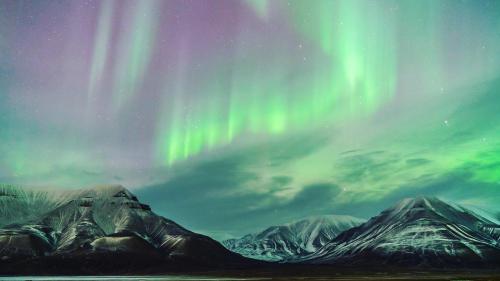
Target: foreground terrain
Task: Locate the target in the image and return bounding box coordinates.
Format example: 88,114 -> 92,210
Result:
2,271 -> 500,281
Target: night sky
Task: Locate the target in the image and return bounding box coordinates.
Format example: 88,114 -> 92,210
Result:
1,0 -> 500,240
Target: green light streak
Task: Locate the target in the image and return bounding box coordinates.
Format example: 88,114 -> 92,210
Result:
156,1 -> 397,166
245,0 -> 269,19
88,0 -> 114,100
112,1 -> 159,111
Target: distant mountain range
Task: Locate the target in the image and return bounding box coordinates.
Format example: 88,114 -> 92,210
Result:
225,197 -> 500,267
0,185 -> 251,274
1,184 -> 500,274
223,215 -> 365,261
302,197 -> 500,267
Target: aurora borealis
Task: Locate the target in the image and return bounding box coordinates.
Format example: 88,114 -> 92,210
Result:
1,0 -> 500,239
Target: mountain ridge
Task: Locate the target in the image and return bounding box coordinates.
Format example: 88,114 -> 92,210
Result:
223,214 -> 365,261
302,196 -> 500,267
2,186 -> 500,273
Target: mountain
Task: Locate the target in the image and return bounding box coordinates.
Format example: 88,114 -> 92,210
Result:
223,215 -> 365,261
0,184 -> 252,274
303,197 -> 500,267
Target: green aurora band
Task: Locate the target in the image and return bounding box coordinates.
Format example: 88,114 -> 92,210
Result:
112,0 -> 160,112
87,0 -> 114,101
1,0 -> 500,229
156,0 -> 398,165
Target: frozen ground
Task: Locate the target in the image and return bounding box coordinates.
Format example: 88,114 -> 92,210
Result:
2,274 -> 500,281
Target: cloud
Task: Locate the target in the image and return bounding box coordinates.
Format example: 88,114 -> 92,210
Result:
405,158 -> 432,167
138,79 -> 500,240
270,176 -> 293,189
212,181 -> 342,238
283,182 -> 341,214
136,150 -> 266,238
265,134 -> 331,166
135,135 -> 338,240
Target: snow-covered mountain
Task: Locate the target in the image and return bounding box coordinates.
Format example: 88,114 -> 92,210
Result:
0,184 -> 250,274
223,215 -> 365,261
303,197 -> 500,267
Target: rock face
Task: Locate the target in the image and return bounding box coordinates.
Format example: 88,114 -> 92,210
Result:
0,185 -> 249,274
223,215 -> 365,261
303,197 -> 500,268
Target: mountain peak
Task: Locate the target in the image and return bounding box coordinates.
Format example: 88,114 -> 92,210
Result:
70,185 -> 144,204
392,196 -> 442,211
307,196 -> 500,267
85,184 -> 131,196
0,185 -> 249,274
223,214 -> 365,261
396,196 -> 442,208
288,214 -> 365,225
387,196 -> 499,229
